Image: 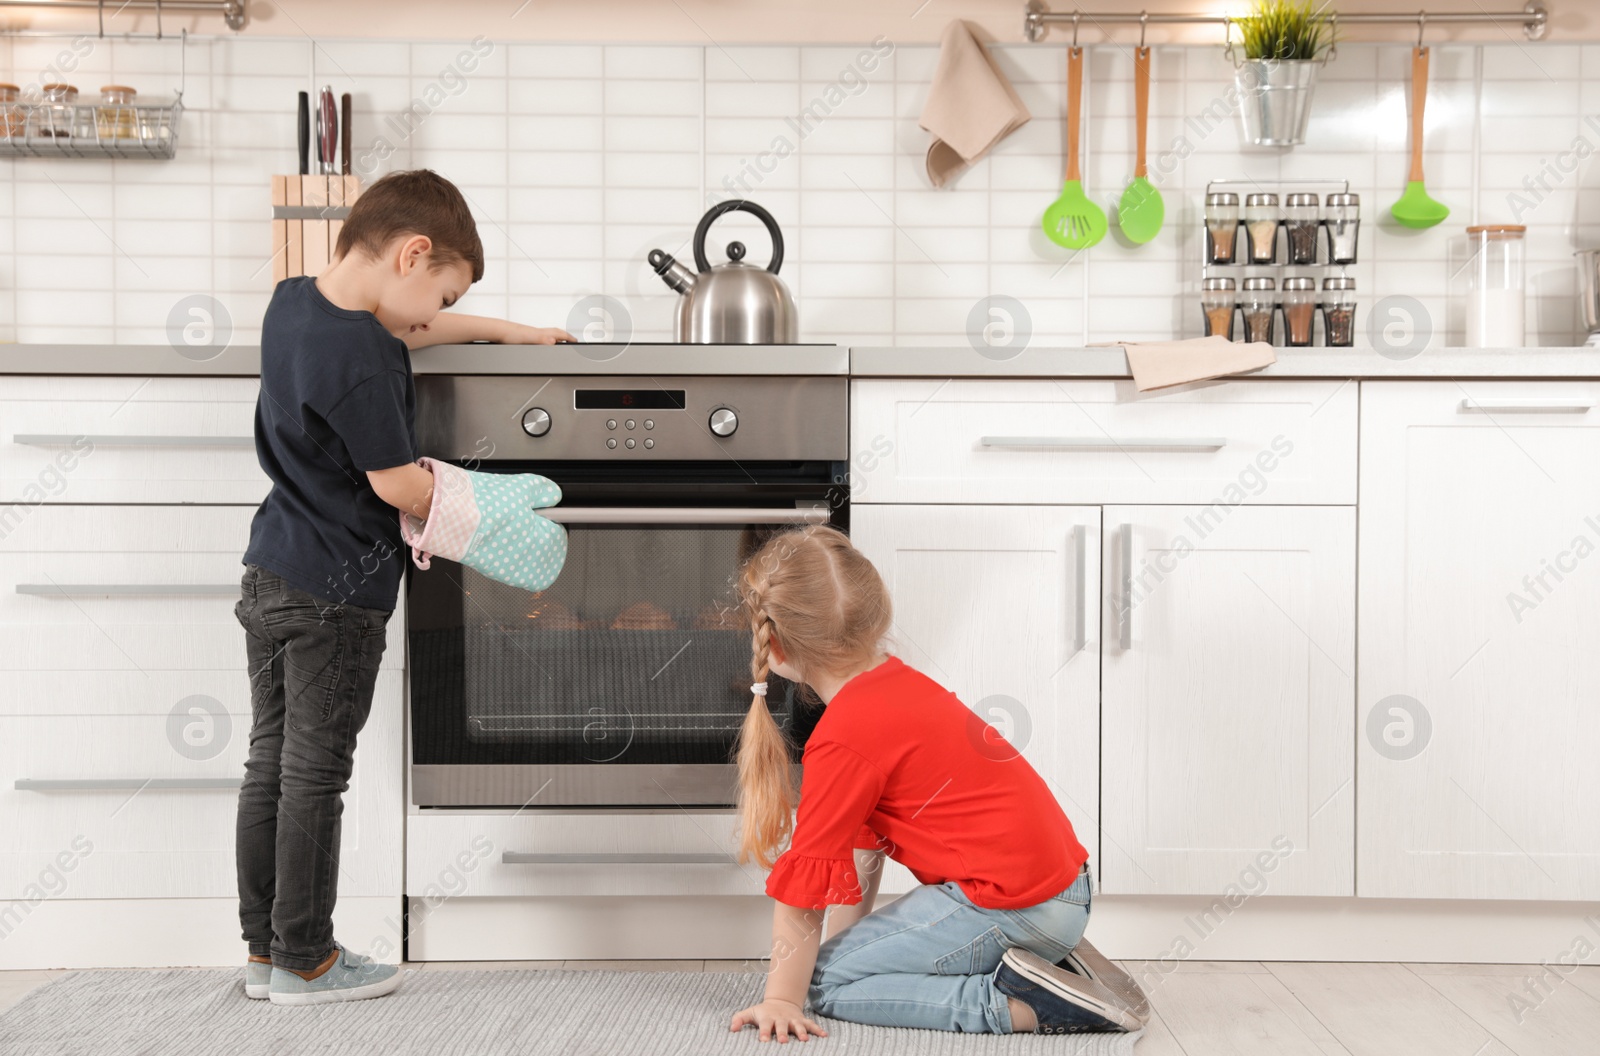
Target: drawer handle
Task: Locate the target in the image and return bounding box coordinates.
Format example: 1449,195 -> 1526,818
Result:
979,436 -> 1227,451
15,778 -> 243,791
1119,524 -> 1133,651
1071,524 -> 1087,654
13,433 -> 256,448
539,507 -> 830,526
17,584 -> 241,596
501,852 -> 739,865
1457,399 -> 1594,414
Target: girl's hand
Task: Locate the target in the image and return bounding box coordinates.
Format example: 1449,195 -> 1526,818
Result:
503,323 -> 575,345
730,998 -> 829,1043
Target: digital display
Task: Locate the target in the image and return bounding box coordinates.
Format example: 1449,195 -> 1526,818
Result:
573,389 -> 687,410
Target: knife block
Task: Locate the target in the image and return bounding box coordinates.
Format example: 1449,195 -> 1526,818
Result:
271,175 -> 362,281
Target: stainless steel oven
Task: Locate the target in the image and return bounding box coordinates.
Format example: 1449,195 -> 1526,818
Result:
408,370 -> 848,809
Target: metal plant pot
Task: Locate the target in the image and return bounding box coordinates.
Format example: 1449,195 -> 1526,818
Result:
1235,58 -> 1320,147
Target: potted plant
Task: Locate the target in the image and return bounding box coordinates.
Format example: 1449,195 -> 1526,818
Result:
1232,0 -> 1336,147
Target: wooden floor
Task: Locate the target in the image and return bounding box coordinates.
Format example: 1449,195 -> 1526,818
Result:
4,959 -> 1598,1054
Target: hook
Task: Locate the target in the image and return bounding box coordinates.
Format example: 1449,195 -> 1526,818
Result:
1071,10 -> 1081,49
1416,10 -> 1427,50
96,0 -> 104,39
1223,15 -> 1237,68
1139,11 -> 1148,50
156,0 -> 163,40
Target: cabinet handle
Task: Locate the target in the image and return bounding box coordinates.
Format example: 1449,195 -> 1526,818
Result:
539,507 -> 830,526
13,433 -> 256,447
1072,524 -> 1087,653
979,436 -> 1227,451
1457,399 -> 1594,414
1119,524 -> 1133,651
17,584 -> 241,596
501,852 -> 739,865
15,778 -> 243,791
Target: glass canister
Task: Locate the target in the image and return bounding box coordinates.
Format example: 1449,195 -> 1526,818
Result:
0,84 -> 20,140
1321,276 -> 1357,346
1465,224 -> 1526,347
1205,192 -> 1241,265
1281,276 -> 1318,346
30,83 -> 76,139
1241,276 -> 1277,343
97,85 -> 137,140
1201,277 -> 1238,339
1284,193 -> 1321,265
1244,193 -> 1280,264
1325,192 -> 1360,264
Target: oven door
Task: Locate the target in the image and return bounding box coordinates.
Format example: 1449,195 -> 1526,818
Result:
408,459 -> 846,809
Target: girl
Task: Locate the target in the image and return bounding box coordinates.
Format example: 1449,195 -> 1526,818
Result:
727,525 -> 1148,1041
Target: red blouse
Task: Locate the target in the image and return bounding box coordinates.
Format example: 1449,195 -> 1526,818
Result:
764,656 -> 1089,911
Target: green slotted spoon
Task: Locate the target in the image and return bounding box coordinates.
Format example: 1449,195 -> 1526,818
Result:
1118,46 -> 1164,244
1392,46 -> 1450,229
1043,46 -> 1107,250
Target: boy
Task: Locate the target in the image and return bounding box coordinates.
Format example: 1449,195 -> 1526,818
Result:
234,169 -> 570,1006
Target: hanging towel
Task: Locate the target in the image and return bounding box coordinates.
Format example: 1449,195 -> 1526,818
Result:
1104,336 -> 1277,391
399,457 -> 568,593
920,20 -> 1031,188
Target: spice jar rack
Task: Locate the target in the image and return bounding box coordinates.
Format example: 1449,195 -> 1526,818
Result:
1199,178 -> 1358,347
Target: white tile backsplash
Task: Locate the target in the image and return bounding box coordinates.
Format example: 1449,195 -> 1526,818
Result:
0,38 -> 1594,348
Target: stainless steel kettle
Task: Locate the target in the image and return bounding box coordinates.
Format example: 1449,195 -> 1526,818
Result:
647,200 -> 798,344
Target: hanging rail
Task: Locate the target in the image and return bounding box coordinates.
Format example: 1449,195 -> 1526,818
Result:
1024,1 -> 1549,43
0,0 -> 245,33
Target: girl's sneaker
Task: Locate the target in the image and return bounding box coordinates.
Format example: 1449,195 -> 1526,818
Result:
244,960 -> 272,1000
268,944 -> 402,1006
995,947 -> 1144,1034
1056,937 -> 1151,1021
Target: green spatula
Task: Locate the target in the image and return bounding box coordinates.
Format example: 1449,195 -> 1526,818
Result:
1391,46 -> 1449,229
1043,46 -> 1107,250
1117,46 -> 1164,244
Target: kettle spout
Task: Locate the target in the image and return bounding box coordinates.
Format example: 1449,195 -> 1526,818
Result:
647,249 -> 697,295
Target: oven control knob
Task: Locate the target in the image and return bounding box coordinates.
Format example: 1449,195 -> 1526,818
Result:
708,407 -> 738,437
521,407 -> 552,438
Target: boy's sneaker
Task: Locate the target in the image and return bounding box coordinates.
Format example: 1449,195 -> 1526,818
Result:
1055,937 -> 1151,1021
268,944 -> 402,1006
995,947 -> 1145,1034
244,960 -> 272,1000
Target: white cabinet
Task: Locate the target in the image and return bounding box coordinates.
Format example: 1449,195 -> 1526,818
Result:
1358,381 -> 1600,900
1098,505 -> 1355,895
850,504 -> 1102,892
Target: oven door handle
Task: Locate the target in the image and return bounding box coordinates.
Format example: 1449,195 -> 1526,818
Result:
537,507 -> 832,526
501,852 -> 739,865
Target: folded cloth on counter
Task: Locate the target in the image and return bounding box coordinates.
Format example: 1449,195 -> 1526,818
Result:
399,457 -> 567,593
1105,336 -> 1277,391
919,20 -> 1031,188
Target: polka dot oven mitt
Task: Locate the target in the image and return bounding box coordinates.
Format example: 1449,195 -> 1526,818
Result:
399,456 -> 568,592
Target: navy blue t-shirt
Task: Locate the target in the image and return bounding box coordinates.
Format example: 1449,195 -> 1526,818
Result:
243,276 -> 418,611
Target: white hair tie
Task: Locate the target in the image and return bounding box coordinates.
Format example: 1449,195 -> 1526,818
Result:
750,681 -> 768,697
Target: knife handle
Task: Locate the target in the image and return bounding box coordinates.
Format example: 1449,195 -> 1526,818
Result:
319,88 -> 337,175
340,92 -> 352,176
296,91 -> 309,176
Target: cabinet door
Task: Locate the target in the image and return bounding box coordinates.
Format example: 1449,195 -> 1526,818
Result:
1358,381 -> 1600,900
851,505 -> 1101,893
1100,505 -> 1354,895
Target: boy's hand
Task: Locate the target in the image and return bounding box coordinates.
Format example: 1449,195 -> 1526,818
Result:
501,322 -> 575,345
730,998 -> 829,1043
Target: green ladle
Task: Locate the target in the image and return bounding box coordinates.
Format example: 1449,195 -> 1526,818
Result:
1043,46 -> 1107,250
1117,46 -> 1164,244
1391,46 -> 1449,229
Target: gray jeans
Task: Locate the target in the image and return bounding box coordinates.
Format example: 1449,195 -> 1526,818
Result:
234,563 -> 391,971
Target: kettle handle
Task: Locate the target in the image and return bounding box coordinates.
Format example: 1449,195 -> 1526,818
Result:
693,200 -> 784,275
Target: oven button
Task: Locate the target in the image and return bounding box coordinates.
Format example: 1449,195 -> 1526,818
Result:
606,437 -> 617,449
625,418 -> 635,430
625,438 -> 636,449
644,419 -> 653,430
521,407 -> 552,438
644,437 -> 654,449
709,407 -> 738,437
606,419 -> 617,430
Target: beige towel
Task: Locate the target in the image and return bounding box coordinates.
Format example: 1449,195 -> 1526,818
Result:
1107,336 -> 1277,391
919,21 -> 1031,188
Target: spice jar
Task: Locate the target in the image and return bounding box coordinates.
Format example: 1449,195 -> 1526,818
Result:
30,83 -> 76,139
97,85 -> 137,141
1281,277 -> 1317,346
1244,193 -> 1280,264
1465,224 -> 1526,347
1205,192 -> 1241,265
0,84 -> 20,139
1321,276 -> 1357,347
1201,277 -> 1237,340
1284,193 -> 1321,265
1325,193 -> 1360,264
1241,277 -> 1277,343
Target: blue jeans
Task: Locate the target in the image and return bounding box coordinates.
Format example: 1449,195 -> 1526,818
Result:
808,862 -> 1092,1033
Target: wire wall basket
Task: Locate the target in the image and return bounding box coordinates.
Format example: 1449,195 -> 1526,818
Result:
0,96 -> 182,159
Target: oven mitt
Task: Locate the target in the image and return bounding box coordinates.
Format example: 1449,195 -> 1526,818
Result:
398,456 -> 567,593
